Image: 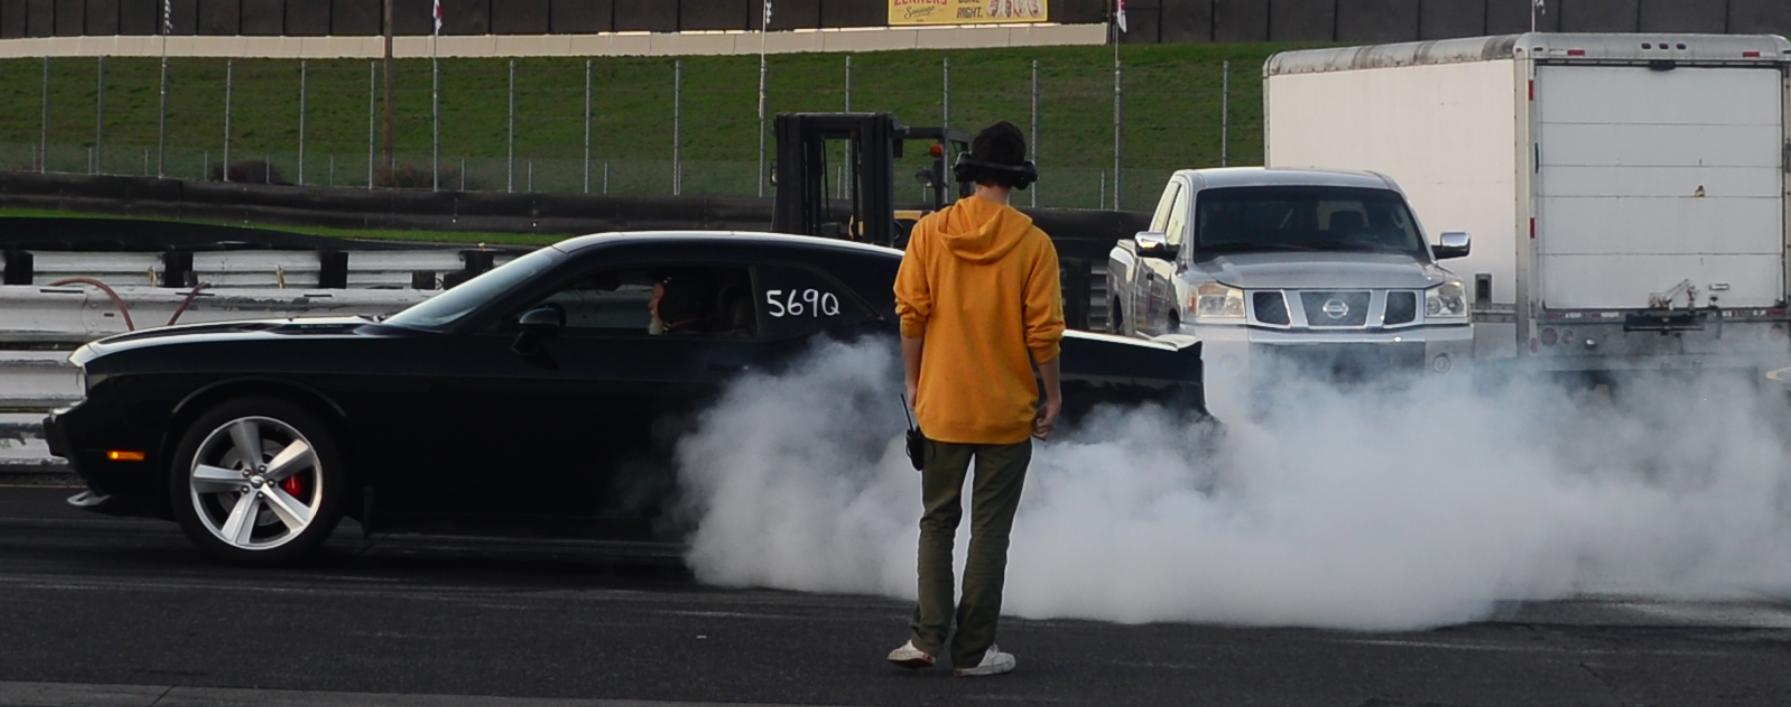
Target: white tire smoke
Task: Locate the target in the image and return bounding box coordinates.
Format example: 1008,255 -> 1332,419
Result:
675,340 -> 1791,630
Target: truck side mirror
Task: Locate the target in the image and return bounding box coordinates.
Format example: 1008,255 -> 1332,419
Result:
1434,231 -> 1470,260
1135,231 -> 1177,259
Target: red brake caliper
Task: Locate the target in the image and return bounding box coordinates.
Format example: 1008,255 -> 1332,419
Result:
281,474 -> 304,498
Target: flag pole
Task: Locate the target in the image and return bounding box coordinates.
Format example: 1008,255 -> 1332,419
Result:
431,3 -> 440,192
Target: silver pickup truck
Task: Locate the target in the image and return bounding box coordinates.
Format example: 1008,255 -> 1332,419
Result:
1107,168 -> 1473,382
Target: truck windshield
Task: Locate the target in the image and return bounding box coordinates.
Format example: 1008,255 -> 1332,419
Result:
1193,186 -> 1427,259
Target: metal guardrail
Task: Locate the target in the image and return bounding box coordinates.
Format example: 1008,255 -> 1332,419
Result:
0,413 -> 59,476
3,249 -> 513,290
0,284 -> 435,476
0,350 -> 80,409
0,285 -> 433,345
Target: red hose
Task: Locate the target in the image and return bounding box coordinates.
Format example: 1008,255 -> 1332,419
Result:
48,277 -> 136,331
166,283 -> 209,327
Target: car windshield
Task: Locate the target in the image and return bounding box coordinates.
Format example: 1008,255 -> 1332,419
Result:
1193,186 -> 1427,259
384,247 -> 561,329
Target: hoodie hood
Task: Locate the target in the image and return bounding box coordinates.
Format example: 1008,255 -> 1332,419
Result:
933,196 -> 1034,263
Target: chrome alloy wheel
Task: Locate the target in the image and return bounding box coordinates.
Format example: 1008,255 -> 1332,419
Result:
187,416 -> 323,551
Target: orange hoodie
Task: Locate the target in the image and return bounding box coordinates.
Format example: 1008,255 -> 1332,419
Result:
895,196 -> 1065,445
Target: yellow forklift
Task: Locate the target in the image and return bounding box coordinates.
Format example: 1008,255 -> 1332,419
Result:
770,113 -> 971,248
769,111 -> 1133,329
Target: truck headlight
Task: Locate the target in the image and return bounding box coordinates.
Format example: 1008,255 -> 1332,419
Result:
1425,280 -> 1468,320
1193,283 -> 1246,321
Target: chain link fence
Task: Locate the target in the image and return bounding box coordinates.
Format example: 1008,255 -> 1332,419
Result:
0,46 -> 1271,210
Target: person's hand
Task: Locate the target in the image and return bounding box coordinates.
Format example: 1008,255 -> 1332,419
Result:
1032,397 -> 1061,440
905,382 -> 920,412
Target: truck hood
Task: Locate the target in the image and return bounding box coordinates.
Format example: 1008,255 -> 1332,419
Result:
1194,252 -> 1453,290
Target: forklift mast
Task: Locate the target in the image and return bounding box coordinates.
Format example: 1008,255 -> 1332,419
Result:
770,113 -> 970,247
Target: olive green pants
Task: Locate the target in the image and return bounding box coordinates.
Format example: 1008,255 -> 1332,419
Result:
909,439 -> 1031,668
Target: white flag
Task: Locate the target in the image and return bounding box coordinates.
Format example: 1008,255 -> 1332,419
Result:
433,0 -> 443,35
1535,0 -> 1546,14
162,0 -> 172,35
763,0 -> 773,29
1115,0 -> 1127,33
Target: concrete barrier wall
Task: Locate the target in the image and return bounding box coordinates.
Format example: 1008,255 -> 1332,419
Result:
0,0 -> 1106,36
1,0 -> 1784,44
1116,0 -> 1788,43
0,23 -> 1110,57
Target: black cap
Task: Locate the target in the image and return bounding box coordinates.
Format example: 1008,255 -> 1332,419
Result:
970,121 -> 1027,168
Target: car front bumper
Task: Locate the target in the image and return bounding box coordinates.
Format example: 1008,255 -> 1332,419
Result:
44,399 -> 164,509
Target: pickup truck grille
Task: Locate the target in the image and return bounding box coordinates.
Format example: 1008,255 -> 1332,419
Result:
1252,292 -> 1291,326
1383,292 -> 1418,326
1298,291 -> 1371,328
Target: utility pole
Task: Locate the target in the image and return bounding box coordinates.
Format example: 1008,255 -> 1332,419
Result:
381,0 -> 395,181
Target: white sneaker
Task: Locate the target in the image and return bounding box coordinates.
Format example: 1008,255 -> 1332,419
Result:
953,644 -> 1016,678
887,640 -> 936,669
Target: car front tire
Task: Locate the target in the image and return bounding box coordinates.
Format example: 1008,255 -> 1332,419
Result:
168,397 -> 345,566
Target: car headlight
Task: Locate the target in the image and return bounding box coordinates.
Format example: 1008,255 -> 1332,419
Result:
1425,280 -> 1468,320
1192,283 -> 1246,321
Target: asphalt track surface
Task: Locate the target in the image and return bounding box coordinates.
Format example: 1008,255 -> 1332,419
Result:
3,484 -> 1791,707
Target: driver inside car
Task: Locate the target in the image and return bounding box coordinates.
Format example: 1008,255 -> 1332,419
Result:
648,275 -> 715,335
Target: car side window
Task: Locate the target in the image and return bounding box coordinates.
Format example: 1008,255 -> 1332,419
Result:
1164,183 -> 1192,247
755,264 -> 874,339
511,266 -> 757,338
1148,182 -> 1181,233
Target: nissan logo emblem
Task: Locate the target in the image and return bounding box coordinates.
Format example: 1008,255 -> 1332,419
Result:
1322,298 -> 1350,319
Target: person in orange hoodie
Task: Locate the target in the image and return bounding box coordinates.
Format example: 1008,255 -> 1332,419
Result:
886,121 -> 1064,678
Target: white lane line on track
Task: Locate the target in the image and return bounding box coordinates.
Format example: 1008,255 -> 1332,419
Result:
1329,637 -> 1739,658
0,680 -> 814,707
1622,602 -> 1791,629
657,609 -> 802,621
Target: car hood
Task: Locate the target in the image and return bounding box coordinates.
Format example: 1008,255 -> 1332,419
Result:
1193,252 -> 1451,290
77,317 -> 379,362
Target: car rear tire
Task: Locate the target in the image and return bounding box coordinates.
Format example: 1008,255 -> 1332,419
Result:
168,397 -> 345,566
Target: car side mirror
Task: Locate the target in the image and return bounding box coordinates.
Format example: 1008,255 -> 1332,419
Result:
513,305 -> 564,354
1135,231 -> 1177,259
1434,231 -> 1471,260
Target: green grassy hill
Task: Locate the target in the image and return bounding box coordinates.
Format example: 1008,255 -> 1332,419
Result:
0,42 -> 1302,211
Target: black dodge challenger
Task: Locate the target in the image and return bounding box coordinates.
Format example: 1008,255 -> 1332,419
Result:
46,232 -> 1205,564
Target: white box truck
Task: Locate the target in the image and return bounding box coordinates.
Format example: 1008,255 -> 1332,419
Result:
1265,33 -> 1791,373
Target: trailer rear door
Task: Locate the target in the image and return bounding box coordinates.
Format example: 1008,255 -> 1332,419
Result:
1535,64 -> 1785,309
